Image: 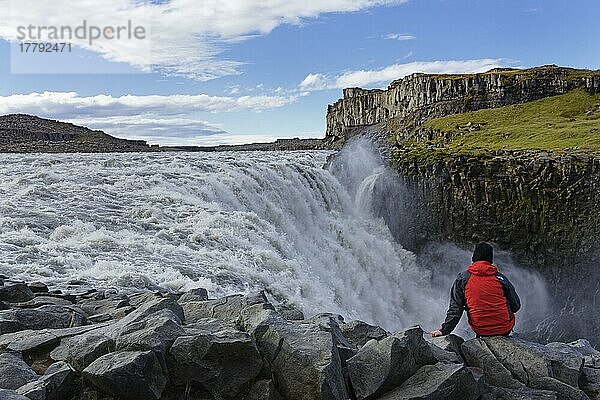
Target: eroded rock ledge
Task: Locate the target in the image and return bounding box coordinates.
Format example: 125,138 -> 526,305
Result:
0,277 -> 598,400
325,66 -> 600,143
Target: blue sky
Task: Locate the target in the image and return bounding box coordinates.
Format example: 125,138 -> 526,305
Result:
0,0 -> 599,145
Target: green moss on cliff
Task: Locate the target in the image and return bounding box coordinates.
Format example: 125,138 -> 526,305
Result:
420,89 -> 600,151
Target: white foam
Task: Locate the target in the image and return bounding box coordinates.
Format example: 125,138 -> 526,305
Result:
0,147 -> 549,333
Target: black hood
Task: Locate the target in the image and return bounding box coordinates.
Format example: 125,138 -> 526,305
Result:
472,242 -> 494,263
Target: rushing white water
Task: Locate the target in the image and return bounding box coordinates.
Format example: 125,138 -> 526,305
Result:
0,142 -> 549,334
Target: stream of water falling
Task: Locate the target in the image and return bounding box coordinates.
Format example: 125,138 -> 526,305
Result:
0,142 -> 549,334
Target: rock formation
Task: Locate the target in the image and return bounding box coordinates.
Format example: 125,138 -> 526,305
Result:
1,276 -> 599,400
0,114 -> 154,153
325,66 -> 600,143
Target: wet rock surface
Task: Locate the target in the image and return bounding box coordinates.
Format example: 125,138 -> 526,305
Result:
0,278 -> 597,400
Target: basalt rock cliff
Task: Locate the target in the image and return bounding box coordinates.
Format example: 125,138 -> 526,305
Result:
326,65 -> 600,143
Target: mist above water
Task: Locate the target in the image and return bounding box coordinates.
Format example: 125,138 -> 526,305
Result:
0,143 -> 550,335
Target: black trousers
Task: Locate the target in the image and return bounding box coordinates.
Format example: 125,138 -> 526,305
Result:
476,329 -> 512,338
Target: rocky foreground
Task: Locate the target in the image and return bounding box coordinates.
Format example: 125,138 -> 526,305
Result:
0,277 -> 598,400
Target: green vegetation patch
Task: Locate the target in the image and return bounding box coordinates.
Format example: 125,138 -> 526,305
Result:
421,89 -> 600,152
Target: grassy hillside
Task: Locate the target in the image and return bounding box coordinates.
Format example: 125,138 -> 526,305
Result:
417,89 -> 600,152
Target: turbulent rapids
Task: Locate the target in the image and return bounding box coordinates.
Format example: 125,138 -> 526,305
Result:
0,142 -> 549,335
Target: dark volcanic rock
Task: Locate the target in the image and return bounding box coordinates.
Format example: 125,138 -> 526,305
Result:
246,379 -> 283,400
182,292 -> 269,323
27,282 -> 48,294
254,313 -> 349,400
0,389 -> 30,400
0,284 -> 35,303
376,362 -> 480,400
461,338 -> 526,389
0,352 -> 38,390
178,287 -> 209,303
1,277 -> 597,400
16,361 -> 79,400
114,309 -> 185,355
481,386 -> 558,400
0,305 -> 87,331
167,320 -> 262,399
346,326 -> 437,400
480,336 -> 584,388
340,319 -> 388,348
50,332 -> 114,372
82,350 -> 166,400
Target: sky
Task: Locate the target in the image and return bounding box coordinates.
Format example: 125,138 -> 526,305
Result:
0,0 -> 599,146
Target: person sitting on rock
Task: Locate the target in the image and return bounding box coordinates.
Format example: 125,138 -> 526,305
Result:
431,242 -> 521,338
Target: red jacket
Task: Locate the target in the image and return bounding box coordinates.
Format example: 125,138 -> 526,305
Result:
441,261 -> 521,336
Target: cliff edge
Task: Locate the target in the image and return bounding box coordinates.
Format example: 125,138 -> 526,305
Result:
326,65 -> 600,144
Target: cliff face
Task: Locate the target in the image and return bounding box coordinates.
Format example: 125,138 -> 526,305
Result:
387,150 -> 600,271
326,66 -> 600,142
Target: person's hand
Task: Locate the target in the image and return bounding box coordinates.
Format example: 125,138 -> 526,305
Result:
430,330 -> 443,337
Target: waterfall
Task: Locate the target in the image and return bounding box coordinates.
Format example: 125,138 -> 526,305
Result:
0,144 -> 549,335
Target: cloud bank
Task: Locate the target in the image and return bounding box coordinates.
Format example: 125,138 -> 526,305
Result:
299,59 -> 509,90
0,91 -> 298,145
0,0 -> 408,80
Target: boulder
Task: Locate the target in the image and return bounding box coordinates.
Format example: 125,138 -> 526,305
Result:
15,296 -> 73,308
110,297 -> 184,330
275,303 -> 305,321
0,284 -> 35,303
0,389 -> 29,400
461,338 -> 525,389
0,305 -> 87,331
255,314 -> 349,400
481,337 -> 584,387
530,377 -> 589,400
347,326 -> 437,400
167,320 -> 262,399
0,323 -> 111,364
376,362 -> 480,400
114,309 -> 185,355
82,350 -> 166,400
0,352 -> 38,390
0,319 -> 26,335
580,367 -> 600,400
554,339 -> 600,369
340,320 -> 388,348
178,288 -> 209,303
183,292 -> 269,323
427,341 -> 463,364
480,387 -> 558,400
27,282 -> 48,294
246,380 -> 283,400
50,332 -> 114,372
16,361 -> 79,400
78,294 -> 133,320
430,334 -> 465,360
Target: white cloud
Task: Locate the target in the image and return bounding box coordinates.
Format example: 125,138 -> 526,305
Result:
0,0 -> 408,80
299,59 -> 509,90
0,91 -> 298,144
66,116 -> 226,140
0,91 -> 297,117
383,33 -> 416,41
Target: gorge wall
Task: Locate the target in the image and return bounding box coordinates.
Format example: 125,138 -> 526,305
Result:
326,65 -> 600,143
